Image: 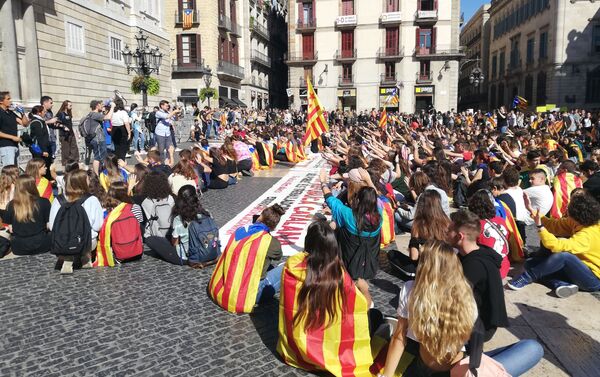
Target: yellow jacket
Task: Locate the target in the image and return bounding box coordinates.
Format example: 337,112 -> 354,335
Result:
540,217 -> 600,278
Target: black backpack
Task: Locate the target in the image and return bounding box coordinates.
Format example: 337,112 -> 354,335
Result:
185,215 -> 221,264
78,113 -> 97,144
51,195 -> 92,256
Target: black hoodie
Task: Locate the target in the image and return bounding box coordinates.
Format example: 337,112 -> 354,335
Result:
460,245 -> 509,341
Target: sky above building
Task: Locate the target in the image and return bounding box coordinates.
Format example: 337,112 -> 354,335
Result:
462,0 -> 488,25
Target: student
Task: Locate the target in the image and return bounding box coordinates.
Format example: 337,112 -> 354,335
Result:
0,165 -> 19,210
208,204 -> 285,313
232,135 -> 253,176
25,158 -> 54,203
99,154 -> 129,192
168,150 -> 199,195
49,169 -> 103,274
205,147 -> 231,189
0,175 -> 51,255
140,171 -> 175,238
277,220 -> 373,376
110,99 -> 131,160
502,166 -> 528,242
144,150 -> 172,176
56,100 -> 79,165
509,191 -> 600,298
523,169 -> 553,217
55,160 -> 80,196
27,105 -> 53,178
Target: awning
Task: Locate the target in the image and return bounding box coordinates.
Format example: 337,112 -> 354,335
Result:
177,95 -> 199,103
219,97 -> 237,107
231,97 -> 247,108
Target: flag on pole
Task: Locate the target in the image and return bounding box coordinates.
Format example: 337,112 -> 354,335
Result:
182,9 -> 194,30
303,77 -> 329,146
378,108 -> 388,129
385,88 -> 399,106
512,96 -> 528,111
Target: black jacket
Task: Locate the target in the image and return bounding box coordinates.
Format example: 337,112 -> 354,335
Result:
460,246 -> 509,341
584,171 -> 600,204
29,117 -> 51,155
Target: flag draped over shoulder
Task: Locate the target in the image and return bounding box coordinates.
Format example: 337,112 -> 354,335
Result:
36,177 -> 54,203
498,201 -> 524,261
94,203 -> 128,267
379,198 -> 395,248
208,224 -> 273,314
550,172 -> 582,219
378,109 -> 388,130
303,77 -> 329,146
252,141 -> 274,170
277,252 -> 373,377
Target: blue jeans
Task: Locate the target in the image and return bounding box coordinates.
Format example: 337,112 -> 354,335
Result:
204,120 -> 213,138
0,146 -> 18,168
486,339 -> 544,377
212,120 -> 220,137
526,252 -> 600,291
256,263 -> 284,303
132,127 -> 145,152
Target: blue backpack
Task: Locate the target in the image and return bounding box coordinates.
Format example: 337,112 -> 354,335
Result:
186,215 -> 221,265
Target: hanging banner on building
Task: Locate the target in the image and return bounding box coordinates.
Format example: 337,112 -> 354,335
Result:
219,155 -> 327,256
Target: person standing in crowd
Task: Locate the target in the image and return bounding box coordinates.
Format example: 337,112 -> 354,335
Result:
146,106 -> 158,148
41,96 -> 59,159
0,92 -> 24,169
56,100 -> 79,165
155,100 -> 180,163
83,100 -> 114,175
110,99 -> 131,160
129,103 -> 145,155
27,106 -> 53,179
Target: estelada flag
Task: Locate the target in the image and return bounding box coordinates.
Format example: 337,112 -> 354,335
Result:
36,177 -> 54,203
182,9 -> 194,30
208,224 -> 273,314
285,141 -> 299,163
550,172 -> 582,219
379,198 -> 395,249
378,109 -> 388,130
303,77 -> 329,146
277,252 -> 373,377
94,203 -> 128,267
499,201 -> 524,261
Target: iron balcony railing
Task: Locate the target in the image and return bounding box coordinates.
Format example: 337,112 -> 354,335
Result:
250,21 -> 270,40
172,58 -> 209,73
218,13 -> 231,31
377,47 -> 405,59
286,52 -> 318,64
334,49 -> 357,61
296,18 -> 316,32
217,60 -> 244,79
251,49 -> 271,68
416,71 -> 433,83
380,73 -> 397,85
338,75 -> 354,86
175,9 -> 200,25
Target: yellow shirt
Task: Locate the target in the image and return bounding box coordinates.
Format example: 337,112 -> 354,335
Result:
540,217 -> 600,278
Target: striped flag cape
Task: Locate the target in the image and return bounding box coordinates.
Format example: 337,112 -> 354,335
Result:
182,8 -> 194,29
296,143 -> 307,161
568,143 -> 584,163
549,120 -> 565,135
370,335 -> 416,376
379,197 -> 395,249
94,203 -> 128,267
284,141 -> 304,163
277,252 -> 373,377
36,177 -> 54,203
550,172 -> 582,219
498,200 -> 524,261
378,109 -> 388,130
303,77 -> 329,146
208,224 -> 273,314
251,142 -> 274,171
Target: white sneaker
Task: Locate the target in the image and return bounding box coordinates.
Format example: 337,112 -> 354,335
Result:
175,147 -> 182,152
555,284 -> 579,298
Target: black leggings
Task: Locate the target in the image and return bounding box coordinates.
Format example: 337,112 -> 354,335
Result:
145,236 -> 185,265
208,176 -> 229,189
112,126 -> 129,160
237,159 -> 253,172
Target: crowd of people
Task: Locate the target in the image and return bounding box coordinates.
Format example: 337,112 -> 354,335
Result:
2,88 -> 600,376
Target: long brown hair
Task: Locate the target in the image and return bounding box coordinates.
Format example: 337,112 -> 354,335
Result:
12,175 -> 40,223
25,159 -> 46,180
0,165 -> 19,203
65,169 -> 88,202
412,190 -> 450,240
103,181 -> 131,211
172,150 -> 198,180
294,220 -> 346,331
409,171 -> 430,196
57,100 -> 72,118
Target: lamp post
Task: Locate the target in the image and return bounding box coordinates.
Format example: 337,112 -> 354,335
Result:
203,73 -> 213,108
122,30 -> 163,109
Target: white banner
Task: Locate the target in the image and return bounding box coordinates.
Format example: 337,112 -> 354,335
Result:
219,155 -> 326,256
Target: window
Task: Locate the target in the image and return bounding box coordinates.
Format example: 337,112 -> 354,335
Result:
386,0 -> 399,12
524,75 -> 533,101
593,25 -> 600,54
385,27 -> 399,54
342,0 -> 354,15
418,28 -> 432,48
178,34 -> 198,64
341,31 -> 354,57
418,0 -> 436,11
65,20 -> 85,54
419,61 -> 430,75
109,36 -> 122,62
231,41 -> 238,64
219,37 -> 228,61
181,0 -> 195,10
586,67 -> 600,102
491,55 -> 497,78
539,31 -> 548,59
536,71 -> 547,104
499,51 -> 506,76
385,62 -> 395,80
302,34 -> 314,59
301,2 -> 314,22
510,38 -> 520,68
145,0 -> 160,19
342,64 -> 352,79
526,38 -> 534,64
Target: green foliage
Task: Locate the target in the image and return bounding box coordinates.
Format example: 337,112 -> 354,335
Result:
199,87 -> 218,102
131,76 -> 160,96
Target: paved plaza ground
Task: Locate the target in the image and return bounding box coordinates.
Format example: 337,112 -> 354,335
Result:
1,161 -> 599,376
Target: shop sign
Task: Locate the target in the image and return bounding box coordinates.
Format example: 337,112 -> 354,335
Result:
415,86 -> 434,95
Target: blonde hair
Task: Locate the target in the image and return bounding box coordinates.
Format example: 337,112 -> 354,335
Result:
408,240 -> 476,365
12,175 -> 40,223
0,165 -> 19,204
25,158 -> 46,180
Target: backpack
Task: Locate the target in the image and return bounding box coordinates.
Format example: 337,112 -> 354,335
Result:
141,197 -> 173,238
51,195 -> 92,256
78,113 -> 97,144
186,215 -> 221,264
110,204 -> 143,261
21,118 -> 42,147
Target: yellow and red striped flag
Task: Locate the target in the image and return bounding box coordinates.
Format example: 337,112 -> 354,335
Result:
208,226 -> 273,314
36,177 -> 54,203
182,9 -> 194,30
303,77 -> 329,146
379,198 -> 395,249
378,109 -> 388,130
277,252 -> 373,377
550,172 -> 582,219
550,120 -> 565,135
499,201 -> 524,262
94,203 -> 128,267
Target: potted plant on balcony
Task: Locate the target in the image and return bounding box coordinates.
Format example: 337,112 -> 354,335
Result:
199,87 -> 218,102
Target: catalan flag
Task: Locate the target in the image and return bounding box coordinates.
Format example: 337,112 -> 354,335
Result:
499,201 -> 524,262
379,197 -> 395,249
303,77 -> 329,146
36,177 -> 54,203
512,96 -> 528,111
94,203 -> 128,267
486,114 -> 496,129
277,252 -> 373,377
531,119 -> 539,130
182,9 -> 194,30
208,224 -> 273,314
550,172 -> 582,219
385,88 -> 399,106
378,109 -> 388,130
549,120 -> 565,135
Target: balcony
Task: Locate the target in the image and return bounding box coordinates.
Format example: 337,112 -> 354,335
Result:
380,73 -> 397,86
416,71 -> 433,84
217,60 -> 245,81
172,58 -> 209,74
250,21 -> 270,40
230,21 -> 241,37
218,13 -> 231,31
415,9 -> 438,23
299,76 -> 315,87
414,45 -> 465,59
175,9 -> 200,26
251,49 -> 271,68
286,52 -> 318,66
507,59 -> 523,75
335,15 -> 357,29
380,11 -> 402,25
338,75 -> 354,87
334,49 -> 357,62
377,47 -> 404,61
296,18 -> 316,33
251,76 -> 267,89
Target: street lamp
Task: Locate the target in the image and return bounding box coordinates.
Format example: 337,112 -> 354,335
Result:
204,73 -> 213,108
122,30 -> 163,109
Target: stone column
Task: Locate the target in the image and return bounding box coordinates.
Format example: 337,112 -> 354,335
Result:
22,2 -> 41,104
0,0 -> 22,100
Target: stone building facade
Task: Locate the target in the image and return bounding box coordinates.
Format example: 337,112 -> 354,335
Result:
487,0 -> 600,110
0,0 -> 170,116
286,0 -> 463,113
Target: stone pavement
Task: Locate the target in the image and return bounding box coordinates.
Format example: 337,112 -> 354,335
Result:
1,164 -> 599,376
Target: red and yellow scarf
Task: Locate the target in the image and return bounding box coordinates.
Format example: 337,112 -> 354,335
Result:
36,177 -> 54,203
94,203 -> 128,267
379,198 -> 395,249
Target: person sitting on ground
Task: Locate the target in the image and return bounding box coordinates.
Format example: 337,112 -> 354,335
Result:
0,165 -> 19,210
140,170 -> 175,238
502,166 -> 528,242
508,191 -> 600,298
277,219 -> 374,376
141,150 -> 172,176
204,147 -> 232,190
232,134 -> 254,176
49,169 -> 103,274
0,174 -> 51,255
581,159 -> 600,203
549,160 -> 583,219
221,141 -> 239,184
168,149 -> 199,195
208,204 -> 285,313
523,168 -> 553,217
55,160 -> 80,196
447,210 -> 509,341
380,240 -> 542,377
99,154 -> 128,192
25,158 -> 55,203
395,171 -> 431,230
